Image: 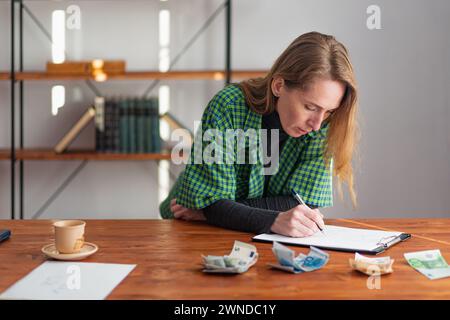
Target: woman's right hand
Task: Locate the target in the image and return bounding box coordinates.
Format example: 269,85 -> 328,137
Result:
270,205 -> 325,237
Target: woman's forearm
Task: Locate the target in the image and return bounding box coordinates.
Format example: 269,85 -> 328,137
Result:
203,196 -> 319,234
203,199 -> 279,234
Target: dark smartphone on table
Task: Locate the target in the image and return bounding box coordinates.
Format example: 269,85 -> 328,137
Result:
0,229 -> 11,243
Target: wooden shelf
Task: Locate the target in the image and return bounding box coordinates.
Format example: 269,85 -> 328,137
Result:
2,70 -> 267,81
0,72 -> 10,80
0,149 -> 178,161
0,149 -> 10,159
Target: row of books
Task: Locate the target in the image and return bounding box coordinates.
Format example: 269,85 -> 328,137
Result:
54,96 -> 161,154
94,97 -> 161,153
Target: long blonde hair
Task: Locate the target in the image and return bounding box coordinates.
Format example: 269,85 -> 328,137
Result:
239,31 -> 359,207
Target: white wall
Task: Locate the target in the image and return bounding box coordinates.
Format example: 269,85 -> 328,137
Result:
0,0 -> 449,219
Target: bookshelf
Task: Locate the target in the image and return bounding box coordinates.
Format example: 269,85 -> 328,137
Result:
6,0 -> 261,220
0,72 -> 10,80
9,70 -> 266,81
0,150 -> 10,160
0,148 -> 174,160
14,149 -> 177,161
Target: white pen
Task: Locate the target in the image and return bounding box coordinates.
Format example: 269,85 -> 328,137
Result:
291,189 -> 325,235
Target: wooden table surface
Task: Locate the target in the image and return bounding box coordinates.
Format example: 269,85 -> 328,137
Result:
1,218 -> 450,299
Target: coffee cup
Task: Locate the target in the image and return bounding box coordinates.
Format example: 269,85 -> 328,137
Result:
53,220 -> 86,254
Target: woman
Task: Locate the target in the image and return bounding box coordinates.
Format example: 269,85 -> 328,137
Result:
159,31 -> 358,238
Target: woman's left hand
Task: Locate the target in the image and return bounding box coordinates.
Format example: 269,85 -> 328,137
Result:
170,198 -> 206,221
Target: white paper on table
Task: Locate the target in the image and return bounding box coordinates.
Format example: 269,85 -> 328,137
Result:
0,261 -> 136,300
253,225 -> 405,252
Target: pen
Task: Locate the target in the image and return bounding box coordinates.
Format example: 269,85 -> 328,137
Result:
291,189 -> 325,235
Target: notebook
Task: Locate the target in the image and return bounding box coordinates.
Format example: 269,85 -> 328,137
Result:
253,225 -> 411,254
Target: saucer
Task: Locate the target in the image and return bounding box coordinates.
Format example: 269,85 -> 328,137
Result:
41,242 -> 98,261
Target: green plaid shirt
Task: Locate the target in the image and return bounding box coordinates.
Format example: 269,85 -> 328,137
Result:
159,85 -> 333,218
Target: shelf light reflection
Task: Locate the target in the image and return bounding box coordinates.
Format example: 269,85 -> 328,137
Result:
159,10 -> 170,47
91,59 -> 107,82
159,9 -> 170,73
51,85 -> 65,116
52,10 -> 65,64
158,7 -> 171,214
159,85 -> 170,141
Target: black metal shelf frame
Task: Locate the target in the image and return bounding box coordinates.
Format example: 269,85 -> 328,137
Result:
9,0 -> 232,220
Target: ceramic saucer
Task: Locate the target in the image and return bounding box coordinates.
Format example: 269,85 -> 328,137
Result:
41,242 -> 98,261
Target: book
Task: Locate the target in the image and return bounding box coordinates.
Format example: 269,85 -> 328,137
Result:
94,97 -> 106,152
136,99 -> 146,153
93,96 -> 162,154
104,98 -> 115,152
150,98 -> 161,152
54,106 -> 96,153
143,99 -> 153,153
111,98 -> 121,153
119,98 -> 129,153
128,98 -> 137,153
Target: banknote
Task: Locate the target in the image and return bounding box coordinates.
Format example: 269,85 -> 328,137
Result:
404,249 -> 450,280
355,252 -> 391,265
268,242 -> 329,274
202,241 -> 258,274
349,252 -> 394,275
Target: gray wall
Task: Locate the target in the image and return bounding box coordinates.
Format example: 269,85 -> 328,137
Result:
0,0 -> 449,220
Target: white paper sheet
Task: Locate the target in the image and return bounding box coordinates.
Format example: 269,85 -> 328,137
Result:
253,225 -> 404,252
0,261 -> 136,300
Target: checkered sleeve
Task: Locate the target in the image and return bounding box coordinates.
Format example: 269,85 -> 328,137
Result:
174,93 -> 237,210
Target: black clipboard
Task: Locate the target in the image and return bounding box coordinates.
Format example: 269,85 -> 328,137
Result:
252,232 -> 411,255
370,233 -> 412,254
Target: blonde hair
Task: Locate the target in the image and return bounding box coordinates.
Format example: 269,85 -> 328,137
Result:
239,31 -> 359,207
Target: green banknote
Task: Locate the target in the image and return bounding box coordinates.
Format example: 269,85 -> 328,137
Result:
404,249 -> 450,280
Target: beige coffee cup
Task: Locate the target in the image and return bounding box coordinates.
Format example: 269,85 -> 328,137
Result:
53,220 -> 86,254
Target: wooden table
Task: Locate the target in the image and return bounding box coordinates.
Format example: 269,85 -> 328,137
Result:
1,218 -> 450,299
